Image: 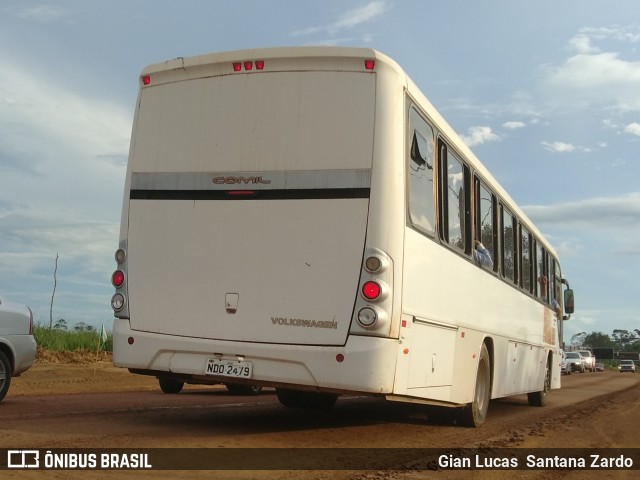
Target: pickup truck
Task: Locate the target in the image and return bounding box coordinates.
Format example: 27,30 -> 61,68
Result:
577,350 -> 596,372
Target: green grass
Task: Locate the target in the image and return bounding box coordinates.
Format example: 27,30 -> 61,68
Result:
34,324 -> 112,352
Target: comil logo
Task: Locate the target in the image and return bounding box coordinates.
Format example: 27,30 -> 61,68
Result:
7,450 -> 39,469
212,176 -> 271,185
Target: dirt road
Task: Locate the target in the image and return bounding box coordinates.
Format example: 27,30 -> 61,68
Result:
1,353 -> 639,479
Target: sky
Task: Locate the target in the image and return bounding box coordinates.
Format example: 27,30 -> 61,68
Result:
0,0 -> 639,343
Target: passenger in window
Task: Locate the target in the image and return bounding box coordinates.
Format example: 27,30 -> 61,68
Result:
474,240 -> 493,269
538,275 -> 548,302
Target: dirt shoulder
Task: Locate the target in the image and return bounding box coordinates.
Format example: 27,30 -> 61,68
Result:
10,349 -> 159,396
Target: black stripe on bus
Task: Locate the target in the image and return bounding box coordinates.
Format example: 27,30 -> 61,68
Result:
130,188 -> 371,201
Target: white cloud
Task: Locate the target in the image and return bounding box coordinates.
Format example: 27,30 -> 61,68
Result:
569,34 -> 599,54
17,5 -> 68,22
624,122 -> 640,136
460,126 -> 500,147
577,26 -> 640,45
503,121 -> 525,130
524,193 -> 640,229
545,26 -> 640,112
541,141 -> 576,153
541,141 -> 591,153
0,59 -> 131,160
292,1 -> 387,37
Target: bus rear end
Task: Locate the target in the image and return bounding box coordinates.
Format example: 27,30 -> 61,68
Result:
112,48 -> 402,400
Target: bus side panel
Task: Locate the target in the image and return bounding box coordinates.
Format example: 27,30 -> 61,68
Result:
400,227 -> 558,404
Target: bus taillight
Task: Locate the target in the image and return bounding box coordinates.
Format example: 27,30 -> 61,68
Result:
112,270 -> 125,288
362,281 -> 381,300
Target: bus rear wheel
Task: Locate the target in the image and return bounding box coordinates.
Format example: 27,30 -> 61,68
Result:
459,344 -> 491,427
276,388 -> 338,410
527,357 -> 551,407
158,377 -> 184,394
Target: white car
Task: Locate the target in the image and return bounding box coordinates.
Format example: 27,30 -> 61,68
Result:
564,351 -> 586,373
618,359 -> 637,373
576,350 -> 596,372
560,351 -> 571,375
0,294 -> 37,402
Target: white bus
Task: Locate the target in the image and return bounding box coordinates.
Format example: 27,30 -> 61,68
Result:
111,47 -> 574,426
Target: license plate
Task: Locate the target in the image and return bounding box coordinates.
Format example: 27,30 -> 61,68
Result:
205,359 -> 253,378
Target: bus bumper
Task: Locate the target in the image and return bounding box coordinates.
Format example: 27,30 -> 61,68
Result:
113,319 -> 399,394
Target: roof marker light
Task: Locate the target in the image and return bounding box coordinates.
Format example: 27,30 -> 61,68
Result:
233,62 -> 242,72
244,61 -> 253,71
255,60 -> 265,70
142,75 -> 151,85
364,59 -> 375,70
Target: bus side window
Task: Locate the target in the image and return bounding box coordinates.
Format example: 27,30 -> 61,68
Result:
438,142 -> 470,253
536,242 -> 548,301
408,107 -> 435,236
501,206 -> 517,284
520,225 -> 532,293
554,259 -> 563,310
475,179 -> 497,272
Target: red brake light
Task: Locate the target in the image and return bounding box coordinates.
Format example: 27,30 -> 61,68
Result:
227,190 -> 256,197
112,270 -> 125,288
364,59 -> 375,70
362,281 -> 381,300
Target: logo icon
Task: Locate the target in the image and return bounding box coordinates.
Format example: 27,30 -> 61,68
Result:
7,450 -> 40,469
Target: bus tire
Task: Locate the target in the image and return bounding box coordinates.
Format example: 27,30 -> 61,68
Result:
459,343 -> 491,427
276,388 -> 338,410
158,377 -> 184,394
528,357 -> 551,407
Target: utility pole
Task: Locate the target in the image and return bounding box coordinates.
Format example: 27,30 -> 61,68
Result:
50,253 -> 59,329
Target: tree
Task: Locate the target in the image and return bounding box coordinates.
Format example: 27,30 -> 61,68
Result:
73,322 -> 95,332
612,330 -> 636,351
53,319 -> 68,331
583,332 -> 616,348
570,332 -> 586,347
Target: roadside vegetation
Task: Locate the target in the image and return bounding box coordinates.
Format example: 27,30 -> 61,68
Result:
34,322 -> 112,353
570,329 -> 640,352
